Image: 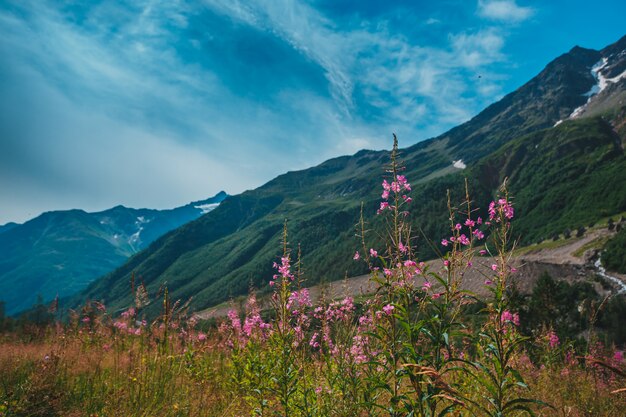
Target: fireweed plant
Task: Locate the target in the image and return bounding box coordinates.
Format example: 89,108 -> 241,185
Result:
218,135 -> 546,416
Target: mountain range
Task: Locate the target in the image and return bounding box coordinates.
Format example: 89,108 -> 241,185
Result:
0,191 -> 227,314
7,34 -> 626,318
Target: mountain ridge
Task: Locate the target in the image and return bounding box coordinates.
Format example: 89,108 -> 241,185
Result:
55,34 -> 626,316
0,191 -> 228,315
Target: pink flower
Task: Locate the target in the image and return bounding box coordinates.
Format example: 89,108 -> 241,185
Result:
458,234 -> 470,245
501,310 -> 519,327
465,219 -> 475,227
455,223 -> 462,230
484,279 -> 493,285
548,331 -> 560,348
370,248 -> 378,257
473,229 -> 484,240
382,180 -> 391,191
382,304 -> 395,315
479,249 -> 487,255
491,264 -> 498,271
398,241 -> 407,253
198,333 -> 207,341
353,251 -> 360,260
614,351 -> 624,363
443,260 -> 450,267
381,190 -> 390,200
432,292 -> 442,299
383,268 -> 393,276
422,281 -> 432,291
441,239 -> 449,247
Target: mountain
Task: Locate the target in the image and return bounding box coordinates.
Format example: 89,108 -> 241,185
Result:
0,222 -> 19,235
0,191 -> 227,315
71,35 -> 626,317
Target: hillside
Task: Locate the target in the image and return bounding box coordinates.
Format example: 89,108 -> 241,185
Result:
0,192 -> 227,315
69,36 -> 626,317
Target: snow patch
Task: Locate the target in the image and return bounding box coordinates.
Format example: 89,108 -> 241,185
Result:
195,203 -> 220,214
452,159 -> 466,169
568,57 -> 626,119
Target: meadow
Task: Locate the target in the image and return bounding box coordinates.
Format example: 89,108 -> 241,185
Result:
1,141 -> 624,417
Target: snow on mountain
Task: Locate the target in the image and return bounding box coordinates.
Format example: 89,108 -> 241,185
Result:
195,202 -> 221,214
452,159 -> 467,169
569,54 -> 626,119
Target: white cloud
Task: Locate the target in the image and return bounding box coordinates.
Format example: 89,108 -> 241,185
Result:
477,0 -> 534,23
203,0 -> 509,133
0,0 -> 517,223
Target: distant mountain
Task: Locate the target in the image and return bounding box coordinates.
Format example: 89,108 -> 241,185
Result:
71,35 -> 626,317
0,222 -> 19,235
0,191 -> 227,315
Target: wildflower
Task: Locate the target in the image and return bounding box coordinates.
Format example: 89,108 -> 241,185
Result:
441,239 -> 449,246
491,264 -> 498,271
432,292 -> 442,299
501,310 -> 520,326
455,223 -> 462,230
382,304 -> 394,315
197,333 -> 207,341
381,190 -> 390,200
458,234 -> 470,245
383,268 -> 393,276
422,281 -> 432,291
479,249 -> 487,255
614,351 -> 624,363
382,179 -> 391,191
473,229 -> 485,239
548,331 -> 560,348
370,248 -> 378,257
398,241 -> 407,253
484,279 -> 493,285
465,219 -> 475,227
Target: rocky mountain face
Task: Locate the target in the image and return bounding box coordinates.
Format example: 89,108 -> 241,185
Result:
0,191 -> 227,315
56,35 -> 626,317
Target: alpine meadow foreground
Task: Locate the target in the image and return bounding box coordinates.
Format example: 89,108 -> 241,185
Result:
1,140 -> 625,417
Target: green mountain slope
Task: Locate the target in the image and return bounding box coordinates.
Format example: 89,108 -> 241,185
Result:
69,36 -> 626,316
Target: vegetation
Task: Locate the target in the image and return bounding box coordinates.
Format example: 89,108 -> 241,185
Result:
603,227 -> 626,273
2,142 -> 625,416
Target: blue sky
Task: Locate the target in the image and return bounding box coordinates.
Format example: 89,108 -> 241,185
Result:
1,0 -> 625,224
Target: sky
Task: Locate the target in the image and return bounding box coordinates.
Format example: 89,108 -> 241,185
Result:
1,0 -> 625,224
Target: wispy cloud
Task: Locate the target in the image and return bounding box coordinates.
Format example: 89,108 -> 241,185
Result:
0,0 -> 527,223
477,0 -> 535,23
